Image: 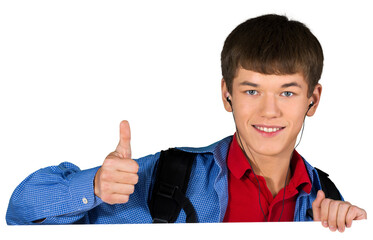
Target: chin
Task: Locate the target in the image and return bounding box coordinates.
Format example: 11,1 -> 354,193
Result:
246,135 -> 293,157
252,145 -> 285,157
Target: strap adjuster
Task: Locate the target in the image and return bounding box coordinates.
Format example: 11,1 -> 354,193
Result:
157,182 -> 178,199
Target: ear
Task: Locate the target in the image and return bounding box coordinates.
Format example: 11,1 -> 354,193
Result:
307,84 -> 322,117
221,79 -> 232,112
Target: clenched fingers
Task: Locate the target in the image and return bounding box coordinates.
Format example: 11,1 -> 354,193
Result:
101,182 -> 135,195
103,154 -> 139,174
100,170 -> 139,185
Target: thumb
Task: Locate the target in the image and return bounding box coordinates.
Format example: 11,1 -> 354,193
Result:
312,190 -> 325,221
115,120 -> 132,159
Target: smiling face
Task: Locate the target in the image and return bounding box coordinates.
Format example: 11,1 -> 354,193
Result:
222,68 -> 322,158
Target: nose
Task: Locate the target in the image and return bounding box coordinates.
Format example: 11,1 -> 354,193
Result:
259,95 -> 281,119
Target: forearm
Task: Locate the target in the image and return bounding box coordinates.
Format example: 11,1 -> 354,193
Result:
6,162 -> 102,225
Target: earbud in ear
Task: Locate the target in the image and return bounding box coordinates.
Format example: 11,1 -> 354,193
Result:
226,96 -> 232,106
308,101 -> 314,111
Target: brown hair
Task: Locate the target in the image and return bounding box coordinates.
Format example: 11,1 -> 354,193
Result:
221,14 -> 323,97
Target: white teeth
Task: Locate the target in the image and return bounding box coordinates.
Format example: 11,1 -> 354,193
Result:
255,126 -> 281,133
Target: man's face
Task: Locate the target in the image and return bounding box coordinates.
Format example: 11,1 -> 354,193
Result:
222,68 -> 322,158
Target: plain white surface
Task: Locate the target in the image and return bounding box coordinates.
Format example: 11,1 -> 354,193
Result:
2,221 -> 372,239
0,0 -> 372,237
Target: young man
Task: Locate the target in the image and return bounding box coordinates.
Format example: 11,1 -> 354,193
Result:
6,14 -> 366,232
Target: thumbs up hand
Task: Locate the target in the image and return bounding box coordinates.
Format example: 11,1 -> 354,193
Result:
94,121 -> 139,204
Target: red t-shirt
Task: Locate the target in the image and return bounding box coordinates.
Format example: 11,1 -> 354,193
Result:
223,134 -> 311,222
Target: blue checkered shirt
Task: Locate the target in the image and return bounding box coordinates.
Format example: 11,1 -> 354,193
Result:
6,136 -> 331,224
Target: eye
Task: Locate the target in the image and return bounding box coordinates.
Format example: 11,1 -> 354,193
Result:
281,91 -> 294,97
246,90 -> 258,96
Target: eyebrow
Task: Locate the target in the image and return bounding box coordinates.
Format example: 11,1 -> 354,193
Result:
239,81 -> 259,87
281,82 -> 302,89
239,81 -> 302,88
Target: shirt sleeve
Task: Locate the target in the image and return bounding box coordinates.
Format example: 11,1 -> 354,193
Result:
6,162 -> 103,225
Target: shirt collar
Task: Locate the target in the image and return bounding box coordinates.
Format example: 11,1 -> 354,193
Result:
288,150 -> 312,194
226,133 -> 312,194
227,133 -> 252,180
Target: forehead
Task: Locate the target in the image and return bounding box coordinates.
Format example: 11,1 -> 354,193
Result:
234,68 -> 307,88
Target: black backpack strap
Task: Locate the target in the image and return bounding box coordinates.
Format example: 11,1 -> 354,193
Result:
149,148 -> 198,223
307,168 -> 342,219
315,168 -> 341,201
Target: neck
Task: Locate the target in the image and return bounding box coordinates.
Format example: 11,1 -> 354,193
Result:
238,138 -> 294,197
259,159 -> 291,197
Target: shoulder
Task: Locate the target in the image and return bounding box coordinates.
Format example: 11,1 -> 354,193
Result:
176,135 -> 233,162
135,135 -> 233,172
137,135 -> 233,162
300,155 -> 343,200
175,135 -> 233,168
299,155 -> 322,191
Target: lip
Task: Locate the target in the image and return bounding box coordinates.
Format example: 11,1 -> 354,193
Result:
252,125 -> 285,137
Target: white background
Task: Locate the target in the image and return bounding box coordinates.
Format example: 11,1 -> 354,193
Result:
0,0 -> 372,238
